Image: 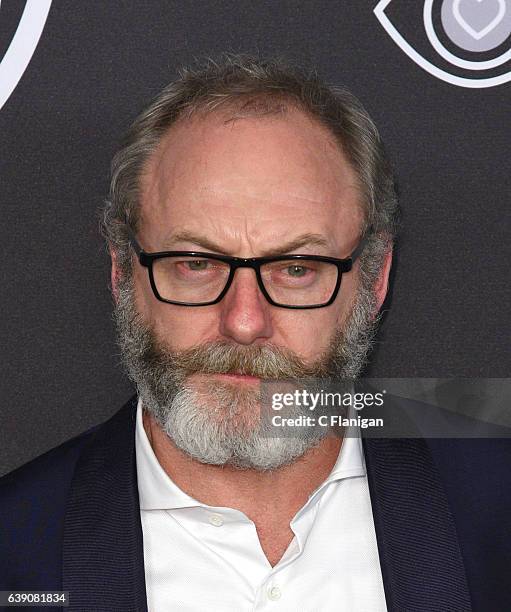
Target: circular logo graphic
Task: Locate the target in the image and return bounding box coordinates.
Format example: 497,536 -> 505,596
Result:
374,0 -> 511,87
441,0 -> 511,52
0,0 -> 53,111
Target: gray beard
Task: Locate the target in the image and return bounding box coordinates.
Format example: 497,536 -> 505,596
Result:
114,276 -> 379,471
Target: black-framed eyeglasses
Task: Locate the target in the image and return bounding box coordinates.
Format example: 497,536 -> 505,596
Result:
126,225 -> 368,309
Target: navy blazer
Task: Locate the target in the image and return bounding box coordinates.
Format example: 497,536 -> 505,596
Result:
1,395 -> 510,611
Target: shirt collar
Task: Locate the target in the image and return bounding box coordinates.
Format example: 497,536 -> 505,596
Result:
135,397 -> 366,511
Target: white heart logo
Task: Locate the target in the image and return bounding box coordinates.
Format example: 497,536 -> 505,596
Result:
0,0 -> 53,111
453,0 -> 507,40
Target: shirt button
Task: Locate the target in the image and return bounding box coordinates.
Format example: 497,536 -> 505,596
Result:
267,585 -> 281,601
209,513 -> 224,527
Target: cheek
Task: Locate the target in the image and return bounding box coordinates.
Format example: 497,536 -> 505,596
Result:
272,309 -> 339,361
133,271 -> 222,349
273,273 -> 360,359
155,311 -> 220,349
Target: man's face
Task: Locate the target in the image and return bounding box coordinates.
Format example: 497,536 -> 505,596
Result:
134,107 -> 364,360
113,106 -> 390,469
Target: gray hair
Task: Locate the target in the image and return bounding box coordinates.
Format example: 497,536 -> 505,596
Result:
101,53 -> 399,290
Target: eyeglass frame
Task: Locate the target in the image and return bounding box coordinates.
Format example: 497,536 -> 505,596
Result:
126,224 -> 369,310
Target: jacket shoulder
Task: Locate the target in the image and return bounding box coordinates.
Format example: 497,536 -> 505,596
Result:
0,420 -> 103,589
0,423 -> 101,498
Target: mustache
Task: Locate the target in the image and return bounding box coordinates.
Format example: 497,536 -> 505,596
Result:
144,338 -> 337,380
113,277 -> 362,382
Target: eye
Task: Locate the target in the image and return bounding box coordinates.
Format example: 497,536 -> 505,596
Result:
262,260 -> 323,288
174,258 -> 226,275
274,262 -> 317,280
286,264 -> 310,277
170,258 -> 228,278
185,259 -> 210,271
374,0 -> 511,88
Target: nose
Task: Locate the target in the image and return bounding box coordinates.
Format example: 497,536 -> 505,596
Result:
218,267 -> 273,345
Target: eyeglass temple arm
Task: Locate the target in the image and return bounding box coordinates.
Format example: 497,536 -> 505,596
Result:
125,223 -> 142,257
349,232 -> 370,264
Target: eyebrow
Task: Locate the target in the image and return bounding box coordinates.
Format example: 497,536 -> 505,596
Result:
160,231 -> 331,257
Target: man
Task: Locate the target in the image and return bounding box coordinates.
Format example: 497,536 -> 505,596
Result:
1,54 -> 509,611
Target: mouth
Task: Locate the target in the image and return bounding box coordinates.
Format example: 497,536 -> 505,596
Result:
212,372 -> 260,383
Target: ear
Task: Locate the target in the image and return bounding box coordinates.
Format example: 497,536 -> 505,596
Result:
110,246 -> 121,304
373,248 -> 393,313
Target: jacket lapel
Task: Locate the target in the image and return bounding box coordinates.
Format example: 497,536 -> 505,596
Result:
62,396 -> 147,612
363,434 -> 472,611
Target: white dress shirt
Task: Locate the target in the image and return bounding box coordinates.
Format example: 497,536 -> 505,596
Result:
136,398 -> 387,611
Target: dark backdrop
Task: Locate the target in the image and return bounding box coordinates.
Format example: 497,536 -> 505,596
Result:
1,0 -> 510,476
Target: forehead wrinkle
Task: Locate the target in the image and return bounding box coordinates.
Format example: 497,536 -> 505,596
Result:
159,229 -> 335,257
161,221 -> 245,254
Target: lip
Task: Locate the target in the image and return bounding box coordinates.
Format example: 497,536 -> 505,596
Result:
213,373 -> 260,383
